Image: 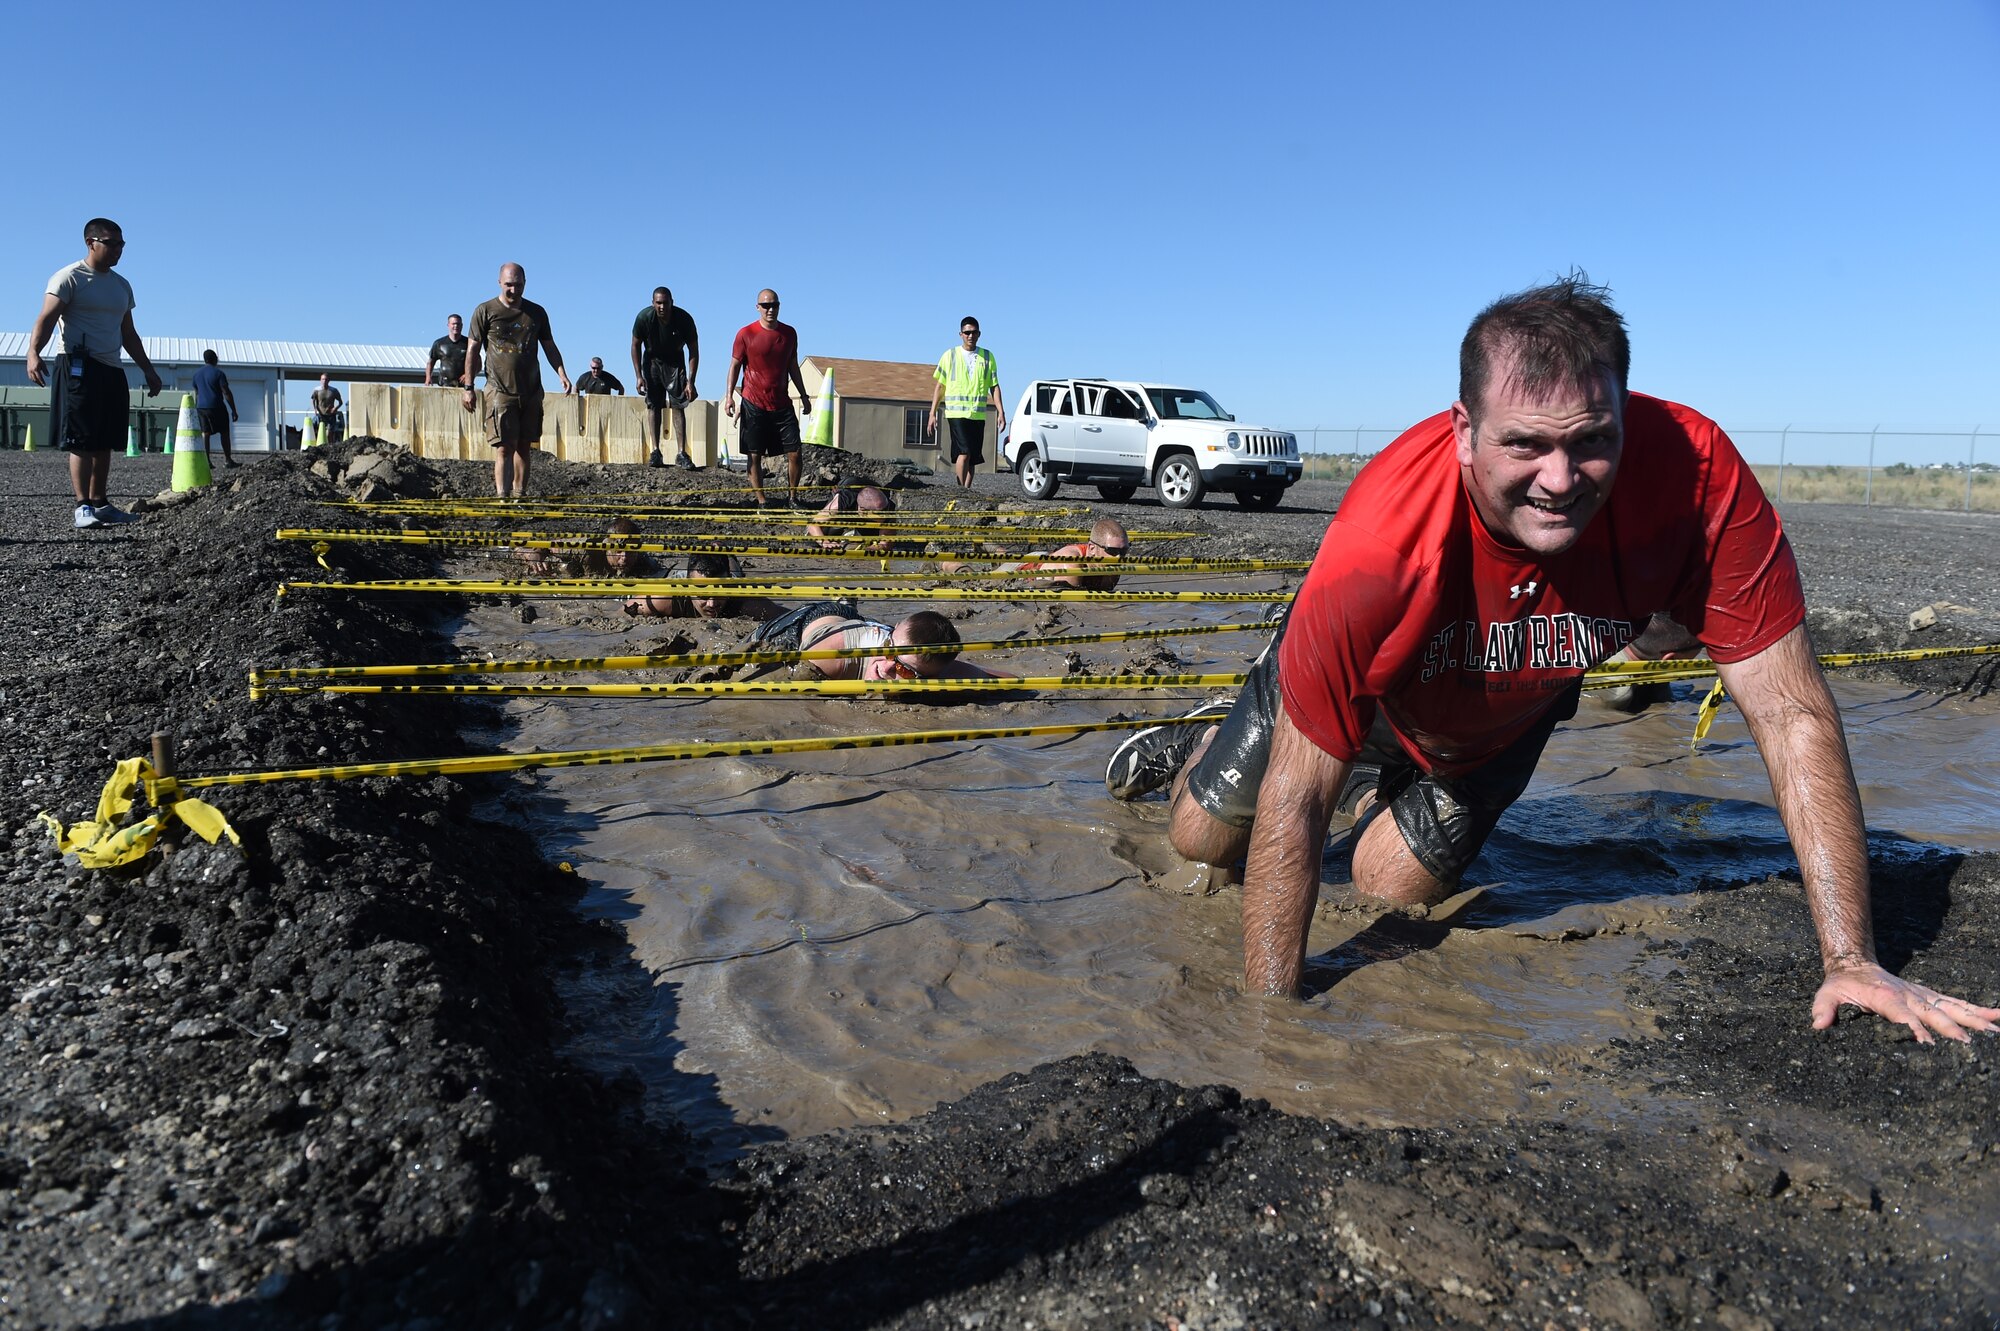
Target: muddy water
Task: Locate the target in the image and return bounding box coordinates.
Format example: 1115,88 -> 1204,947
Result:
458,590 -> 2000,1155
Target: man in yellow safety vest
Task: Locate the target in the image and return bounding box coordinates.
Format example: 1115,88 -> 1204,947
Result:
926,316 -> 1005,489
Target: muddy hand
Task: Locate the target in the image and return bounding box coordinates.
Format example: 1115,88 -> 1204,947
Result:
1812,964 -> 2000,1044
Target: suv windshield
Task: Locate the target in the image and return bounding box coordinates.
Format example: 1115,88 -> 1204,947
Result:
1145,387 -> 1233,421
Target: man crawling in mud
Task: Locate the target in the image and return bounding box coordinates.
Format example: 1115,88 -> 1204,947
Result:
782,606 -> 1018,683
623,552 -> 784,621
940,516 -> 1130,590
1106,275 -> 1999,1044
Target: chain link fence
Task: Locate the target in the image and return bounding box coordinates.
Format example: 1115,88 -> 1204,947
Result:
1283,425 -> 1997,512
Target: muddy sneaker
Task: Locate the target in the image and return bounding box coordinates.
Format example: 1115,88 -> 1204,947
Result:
74,503 -> 103,530
648,450 -> 666,468
675,452 -> 694,470
92,503 -> 137,525
1105,698 -> 1234,800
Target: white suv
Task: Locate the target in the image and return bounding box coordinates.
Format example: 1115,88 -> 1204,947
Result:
1001,379 -> 1300,509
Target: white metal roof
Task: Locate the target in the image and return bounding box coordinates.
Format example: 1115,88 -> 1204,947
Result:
0,332 -> 428,376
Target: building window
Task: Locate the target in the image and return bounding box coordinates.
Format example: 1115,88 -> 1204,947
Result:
904,407 -> 935,448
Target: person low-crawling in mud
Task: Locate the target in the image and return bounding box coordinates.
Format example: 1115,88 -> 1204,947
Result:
940,516 -> 1130,590
622,551 -> 785,622
1107,275 -> 2000,1043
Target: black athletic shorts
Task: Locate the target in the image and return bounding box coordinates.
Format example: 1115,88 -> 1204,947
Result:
1184,619 -> 1580,887
199,405 -> 231,438
947,417 -> 986,465
53,354 -> 129,454
738,399 -> 801,457
642,359 -> 687,411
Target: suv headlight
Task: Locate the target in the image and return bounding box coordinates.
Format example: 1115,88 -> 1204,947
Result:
1226,431 -> 1239,449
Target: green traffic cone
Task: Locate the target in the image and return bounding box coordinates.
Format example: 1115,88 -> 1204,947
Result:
22,424 -> 34,452
126,425 -> 140,457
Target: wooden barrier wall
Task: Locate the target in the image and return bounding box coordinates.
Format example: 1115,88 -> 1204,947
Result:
350,385 -> 724,466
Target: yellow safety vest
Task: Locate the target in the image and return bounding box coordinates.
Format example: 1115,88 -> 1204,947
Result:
936,347 -> 998,420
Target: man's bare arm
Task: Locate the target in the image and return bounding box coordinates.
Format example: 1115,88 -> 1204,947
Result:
723,357 -> 743,416
1241,704 -> 1352,996
927,378 -> 944,437
790,359 -> 811,415
25,293 -> 64,385
538,327 -> 570,394
1721,623 -> 1998,1042
684,331 -> 699,400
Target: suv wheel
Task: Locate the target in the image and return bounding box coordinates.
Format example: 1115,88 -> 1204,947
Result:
1096,483 -> 1137,503
1154,453 -> 1205,509
1235,486 -> 1283,511
1018,447 -> 1059,500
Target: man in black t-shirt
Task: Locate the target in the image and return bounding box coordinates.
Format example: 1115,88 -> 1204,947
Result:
576,357 -> 624,395
629,285 -> 700,468
426,313 -> 468,387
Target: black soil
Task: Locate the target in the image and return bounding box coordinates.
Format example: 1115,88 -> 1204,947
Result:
2,447 -> 1994,1328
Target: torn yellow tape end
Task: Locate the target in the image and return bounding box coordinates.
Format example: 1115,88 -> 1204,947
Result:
38,757 -> 242,869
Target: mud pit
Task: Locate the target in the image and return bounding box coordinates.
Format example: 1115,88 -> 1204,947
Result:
2,442 -> 1997,1328
474,602 -> 2000,1154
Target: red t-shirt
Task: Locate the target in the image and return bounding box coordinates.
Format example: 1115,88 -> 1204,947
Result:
730,320 -> 798,411
1278,393 -> 1804,776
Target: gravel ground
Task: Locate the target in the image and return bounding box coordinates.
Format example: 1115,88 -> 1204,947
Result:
0,444 -> 1994,1328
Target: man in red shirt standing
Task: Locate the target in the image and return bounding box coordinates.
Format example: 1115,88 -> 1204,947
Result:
1106,276 -> 1997,1044
723,288 -> 812,507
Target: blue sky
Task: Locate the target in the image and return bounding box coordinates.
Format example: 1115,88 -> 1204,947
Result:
5,1 -> 1996,455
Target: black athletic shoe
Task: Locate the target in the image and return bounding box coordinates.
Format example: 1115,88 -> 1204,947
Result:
675,452 -> 694,470
648,451 -> 666,468
1104,698 -> 1234,800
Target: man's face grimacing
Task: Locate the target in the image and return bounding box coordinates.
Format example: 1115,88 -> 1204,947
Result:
499,264 -> 525,303
1451,357 -> 1624,557
448,315 -> 462,336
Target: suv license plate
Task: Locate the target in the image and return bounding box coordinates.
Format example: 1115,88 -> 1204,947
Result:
1267,462 -> 1285,476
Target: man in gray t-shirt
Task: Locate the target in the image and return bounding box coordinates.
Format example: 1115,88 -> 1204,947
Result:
25,217 -> 164,530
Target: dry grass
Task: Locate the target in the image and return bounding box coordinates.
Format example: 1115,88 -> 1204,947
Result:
1301,455 -> 2000,514
1749,464 -> 2000,512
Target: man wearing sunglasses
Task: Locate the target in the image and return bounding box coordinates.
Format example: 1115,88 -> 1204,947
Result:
25,218 -> 163,529
790,608 -> 1017,684
1105,275 -> 1999,1046
724,289 -> 811,507
926,316 -> 1005,489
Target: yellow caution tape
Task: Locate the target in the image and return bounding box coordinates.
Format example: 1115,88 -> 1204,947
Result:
312,509 -> 1147,537
328,495 -> 1090,517
1691,679 -> 1729,747
1579,640 -> 2000,688
285,579 -> 1290,603
176,714 -> 1217,789
251,619 -> 1282,685
263,670 -> 1251,698
38,757 -> 243,869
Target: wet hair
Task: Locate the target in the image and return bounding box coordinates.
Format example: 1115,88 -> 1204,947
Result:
580,518 -> 643,577
449,312 -> 462,323
83,218 -> 120,242
1458,272 -> 1630,429
685,552 -> 735,579
654,287 -> 671,300
1089,517 -> 1129,551
960,316 -> 979,332
202,349 -> 218,366
897,610 -> 959,651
